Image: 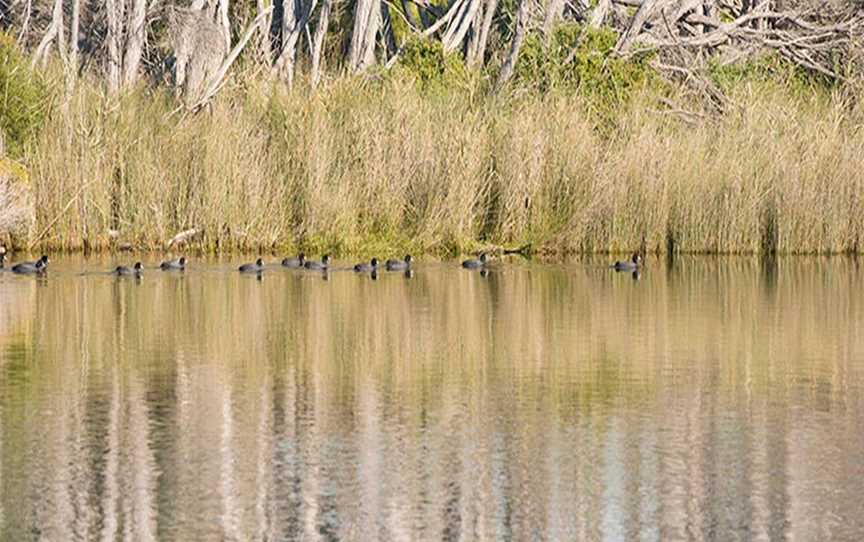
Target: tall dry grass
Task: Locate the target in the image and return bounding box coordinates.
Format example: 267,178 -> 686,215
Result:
24,75 -> 864,254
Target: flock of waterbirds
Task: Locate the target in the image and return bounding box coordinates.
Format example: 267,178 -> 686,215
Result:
0,251 -> 644,279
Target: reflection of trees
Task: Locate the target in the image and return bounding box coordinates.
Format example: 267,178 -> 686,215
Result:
1,256 -> 863,539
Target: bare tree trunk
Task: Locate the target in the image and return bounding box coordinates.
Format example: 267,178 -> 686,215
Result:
32,0 -> 66,66
465,1 -> 484,64
443,0 -> 481,52
106,0 -> 125,95
63,0 -> 83,97
468,0 -> 497,67
615,0 -> 668,52
310,0 -> 333,87
218,0 -> 231,49
193,6 -> 273,108
123,0 -> 148,87
54,0 -> 66,60
276,0 -> 318,86
276,0 -> 298,84
256,0 -> 273,64
441,0 -> 469,48
361,0 -> 381,69
170,5 -> 229,103
348,0 -> 380,72
17,0 -> 32,45
380,2 -> 398,58
542,0 -> 563,38
495,0 -> 529,89
588,0 -> 611,29
70,0 -> 82,68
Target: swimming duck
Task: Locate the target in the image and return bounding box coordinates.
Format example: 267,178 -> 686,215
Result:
354,258 -> 379,273
282,253 -> 306,268
114,262 -> 143,277
385,255 -> 412,271
304,255 -> 330,271
611,253 -> 642,271
461,253 -> 488,269
160,257 -> 186,270
11,255 -> 49,274
239,258 -> 265,273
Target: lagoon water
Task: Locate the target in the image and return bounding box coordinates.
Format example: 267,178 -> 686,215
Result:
1,255 -> 863,541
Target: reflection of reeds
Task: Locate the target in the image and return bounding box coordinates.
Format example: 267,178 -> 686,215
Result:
1,257 -> 863,538
25,82 -> 864,254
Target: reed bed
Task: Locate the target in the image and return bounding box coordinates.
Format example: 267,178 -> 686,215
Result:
22,76 -> 864,255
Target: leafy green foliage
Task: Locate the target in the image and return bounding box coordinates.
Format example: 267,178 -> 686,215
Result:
708,52 -> 833,95
514,24 -> 657,109
393,38 -> 469,90
0,33 -> 49,158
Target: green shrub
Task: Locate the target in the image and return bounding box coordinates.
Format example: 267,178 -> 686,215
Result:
0,33 -> 49,158
514,24 -> 657,111
708,51 -> 832,95
515,23 -> 582,93
393,38 -> 469,90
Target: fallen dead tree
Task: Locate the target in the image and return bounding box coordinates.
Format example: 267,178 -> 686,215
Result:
600,1 -> 862,82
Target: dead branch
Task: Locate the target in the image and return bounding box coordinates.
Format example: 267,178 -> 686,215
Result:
192,6 -> 274,110
618,7 -> 862,82
166,228 -> 200,248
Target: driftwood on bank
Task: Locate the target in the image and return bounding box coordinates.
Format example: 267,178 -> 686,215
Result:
166,228 -> 200,248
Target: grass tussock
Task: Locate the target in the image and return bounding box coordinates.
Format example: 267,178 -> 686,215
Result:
19,73 -> 864,255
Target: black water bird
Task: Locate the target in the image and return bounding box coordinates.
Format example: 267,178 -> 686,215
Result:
354,258 -> 379,273
461,254 -> 488,269
611,253 -> 642,272
239,258 -> 265,273
114,262 -> 143,277
385,255 -> 412,271
304,255 -> 330,271
160,257 -> 186,270
12,255 -> 49,275
282,253 -> 306,268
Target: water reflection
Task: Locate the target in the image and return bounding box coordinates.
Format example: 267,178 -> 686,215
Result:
1,256 -> 863,540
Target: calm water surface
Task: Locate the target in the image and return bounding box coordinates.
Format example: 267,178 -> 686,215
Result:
1,255 -> 863,541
